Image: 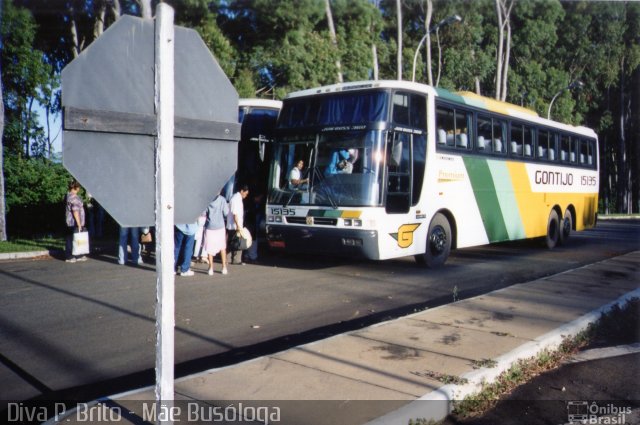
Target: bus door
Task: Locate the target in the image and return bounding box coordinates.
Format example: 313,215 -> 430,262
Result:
385,131 -> 412,214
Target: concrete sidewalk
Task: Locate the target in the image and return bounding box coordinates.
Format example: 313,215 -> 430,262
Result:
54,251 -> 639,425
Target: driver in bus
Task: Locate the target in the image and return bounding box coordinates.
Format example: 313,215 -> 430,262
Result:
288,159 -> 309,190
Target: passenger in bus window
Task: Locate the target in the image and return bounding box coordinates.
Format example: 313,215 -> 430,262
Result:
288,159 -> 309,189
326,149 -> 351,175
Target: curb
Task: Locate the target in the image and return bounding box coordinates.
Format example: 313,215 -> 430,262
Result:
366,287 -> 640,425
0,250 -> 52,261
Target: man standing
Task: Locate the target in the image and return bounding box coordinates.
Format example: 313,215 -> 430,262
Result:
227,184 -> 250,265
175,222 -> 198,276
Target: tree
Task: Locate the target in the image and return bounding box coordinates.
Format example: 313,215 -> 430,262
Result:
494,0 -> 514,101
396,0 -> 402,79
0,11 -> 5,240
1,0 -> 54,158
325,0 -> 343,83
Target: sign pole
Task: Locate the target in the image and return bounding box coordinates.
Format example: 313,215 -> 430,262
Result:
154,3 -> 175,423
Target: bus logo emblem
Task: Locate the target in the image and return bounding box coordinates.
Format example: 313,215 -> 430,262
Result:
391,223 -> 421,248
306,216 -> 314,225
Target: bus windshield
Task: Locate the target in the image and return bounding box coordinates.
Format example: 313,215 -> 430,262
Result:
268,129 -> 386,207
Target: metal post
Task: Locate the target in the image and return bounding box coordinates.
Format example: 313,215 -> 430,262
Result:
154,3 -> 175,424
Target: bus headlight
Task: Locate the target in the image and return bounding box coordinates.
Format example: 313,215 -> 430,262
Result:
353,219 -> 363,227
344,219 -> 352,226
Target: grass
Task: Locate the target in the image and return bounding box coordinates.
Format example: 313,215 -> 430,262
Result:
449,297 -> 639,420
0,237 -> 64,253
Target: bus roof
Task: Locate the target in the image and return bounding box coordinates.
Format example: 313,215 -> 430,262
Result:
239,98 -> 283,110
284,80 -> 597,139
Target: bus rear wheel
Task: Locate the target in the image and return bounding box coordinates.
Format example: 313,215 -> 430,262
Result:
546,209 -> 560,249
416,213 -> 451,268
558,209 -> 572,245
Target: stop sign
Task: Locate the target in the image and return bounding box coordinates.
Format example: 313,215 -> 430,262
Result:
62,15 -> 240,226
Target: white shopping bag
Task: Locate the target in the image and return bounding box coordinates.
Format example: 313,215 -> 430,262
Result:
72,231 -> 90,256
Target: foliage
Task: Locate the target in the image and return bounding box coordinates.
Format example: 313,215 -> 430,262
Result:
3,155 -> 71,211
1,0 -> 56,157
1,0 -> 639,241
3,154 -> 72,236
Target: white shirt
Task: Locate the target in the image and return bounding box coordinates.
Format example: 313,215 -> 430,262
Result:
289,167 -> 302,189
226,192 -> 244,230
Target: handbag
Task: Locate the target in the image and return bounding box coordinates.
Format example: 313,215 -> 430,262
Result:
230,228 -> 252,250
72,231 -> 90,256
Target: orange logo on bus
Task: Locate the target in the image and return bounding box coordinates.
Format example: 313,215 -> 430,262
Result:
390,223 -> 421,248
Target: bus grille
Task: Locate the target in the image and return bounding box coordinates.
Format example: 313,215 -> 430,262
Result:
286,217 -> 338,226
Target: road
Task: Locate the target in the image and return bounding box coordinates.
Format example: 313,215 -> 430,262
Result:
0,219 -> 638,405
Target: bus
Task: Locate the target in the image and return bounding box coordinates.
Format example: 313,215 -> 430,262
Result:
224,99 -> 282,198
265,80 -> 599,267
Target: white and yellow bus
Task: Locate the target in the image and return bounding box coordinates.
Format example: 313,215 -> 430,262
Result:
265,80 -> 598,267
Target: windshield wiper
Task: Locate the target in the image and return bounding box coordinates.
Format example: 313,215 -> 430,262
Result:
312,167 -> 337,209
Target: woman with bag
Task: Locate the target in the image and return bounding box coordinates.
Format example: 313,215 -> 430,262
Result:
64,180 -> 88,263
204,193 -> 229,275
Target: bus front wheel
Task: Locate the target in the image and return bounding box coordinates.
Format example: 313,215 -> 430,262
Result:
546,209 -> 560,249
416,213 -> 451,268
558,209 -> 572,245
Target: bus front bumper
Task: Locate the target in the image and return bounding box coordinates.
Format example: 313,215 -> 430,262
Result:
266,225 -> 379,259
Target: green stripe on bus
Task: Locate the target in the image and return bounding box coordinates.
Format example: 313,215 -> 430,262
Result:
435,87 -> 466,104
486,160 -> 526,240
463,157 -> 510,242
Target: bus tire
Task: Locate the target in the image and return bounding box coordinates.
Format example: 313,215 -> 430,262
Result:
416,213 -> 451,268
546,209 -> 560,249
558,209 -> 572,245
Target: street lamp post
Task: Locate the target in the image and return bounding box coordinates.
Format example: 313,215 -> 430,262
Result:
412,14 -> 462,83
547,80 -> 584,120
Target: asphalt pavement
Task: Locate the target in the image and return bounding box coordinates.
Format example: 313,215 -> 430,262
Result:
41,250 -> 639,425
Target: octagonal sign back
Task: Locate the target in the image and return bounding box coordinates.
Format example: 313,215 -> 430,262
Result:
62,15 -> 240,226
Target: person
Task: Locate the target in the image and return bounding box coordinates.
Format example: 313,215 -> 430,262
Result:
118,226 -> 143,266
192,212 -> 207,264
244,189 -> 264,263
226,184 -> 250,265
288,159 -> 309,189
64,179 -> 87,263
204,193 -> 229,275
325,149 -> 351,175
174,222 -> 198,276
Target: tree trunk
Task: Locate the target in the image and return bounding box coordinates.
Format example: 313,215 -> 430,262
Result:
325,0 -> 343,83
501,11 -> 511,101
618,56 -> 629,213
0,78 -> 7,241
396,0 -> 402,80
435,30 -> 443,87
425,0 -> 434,86
372,43 -> 379,80
70,11 -> 82,58
137,0 -> 152,19
495,0 -> 504,100
111,0 -> 122,21
495,0 -> 514,101
94,1 -> 106,38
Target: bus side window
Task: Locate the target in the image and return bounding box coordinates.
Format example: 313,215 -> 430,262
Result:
493,118 -> 506,154
538,130 -> 549,159
524,125 -> 534,157
560,134 -> 570,162
393,93 -> 409,125
477,115 -> 492,152
510,122 -> 524,156
436,106 -> 455,146
549,133 -> 558,161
